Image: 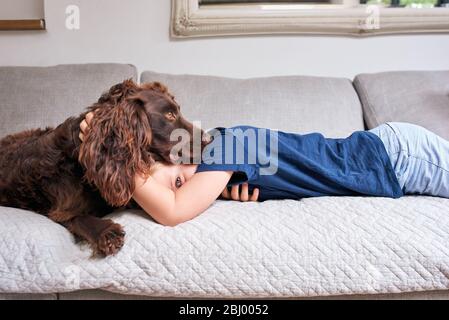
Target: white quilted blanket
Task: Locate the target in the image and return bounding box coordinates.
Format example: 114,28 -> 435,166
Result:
1,196 -> 449,298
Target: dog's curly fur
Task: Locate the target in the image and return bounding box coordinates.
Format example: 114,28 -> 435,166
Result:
0,79 -> 207,256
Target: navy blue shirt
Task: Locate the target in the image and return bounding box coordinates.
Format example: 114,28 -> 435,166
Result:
195,126 -> 403,201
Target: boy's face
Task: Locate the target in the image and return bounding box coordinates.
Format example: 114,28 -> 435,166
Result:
150,163 -> 198,191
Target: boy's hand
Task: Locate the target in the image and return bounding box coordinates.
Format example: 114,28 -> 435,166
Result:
221,183 -> 259,202
79,111 -> 95,142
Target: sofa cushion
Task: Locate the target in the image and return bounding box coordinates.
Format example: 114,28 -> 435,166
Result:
2,196 -> 449,297
354,71 -> 449,140
0,63 -> 137,139
141,71 -> 364,138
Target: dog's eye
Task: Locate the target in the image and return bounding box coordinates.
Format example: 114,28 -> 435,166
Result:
166,112 -> 176,121
175,177 -> 182,189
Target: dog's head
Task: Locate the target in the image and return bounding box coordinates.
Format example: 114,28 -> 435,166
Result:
78,79 -> 209,207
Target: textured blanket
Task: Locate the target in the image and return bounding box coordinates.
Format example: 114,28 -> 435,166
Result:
1,196 -> 449,298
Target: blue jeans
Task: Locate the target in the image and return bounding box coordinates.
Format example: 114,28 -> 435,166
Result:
369,122 -> 449,198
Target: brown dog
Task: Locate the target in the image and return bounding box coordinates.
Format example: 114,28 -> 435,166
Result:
0,79 -> 208,256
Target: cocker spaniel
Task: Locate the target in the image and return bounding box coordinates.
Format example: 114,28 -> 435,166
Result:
0,79 -> 208,256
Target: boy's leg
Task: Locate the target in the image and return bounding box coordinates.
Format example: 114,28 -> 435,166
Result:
375,122 -> 449,198
368,123 -> 407,191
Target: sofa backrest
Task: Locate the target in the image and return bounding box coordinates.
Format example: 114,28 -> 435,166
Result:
141,71 -> 365,138
354,70 -> 449,140
0,64 -> 137,138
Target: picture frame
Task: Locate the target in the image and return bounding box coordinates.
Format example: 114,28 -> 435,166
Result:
0,19 -> 45,31
171,0 -> 449,37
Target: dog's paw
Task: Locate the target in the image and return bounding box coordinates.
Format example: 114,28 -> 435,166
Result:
96,222 -> 126,256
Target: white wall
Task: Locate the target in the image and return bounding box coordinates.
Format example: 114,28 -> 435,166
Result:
0,0 -> 448,79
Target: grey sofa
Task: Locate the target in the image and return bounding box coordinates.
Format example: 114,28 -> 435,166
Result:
1,64 -> 449,300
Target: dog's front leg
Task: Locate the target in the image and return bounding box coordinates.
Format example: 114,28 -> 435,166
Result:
61,215 -> 126,256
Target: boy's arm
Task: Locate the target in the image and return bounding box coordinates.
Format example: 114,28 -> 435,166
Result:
132,171 -> 233,227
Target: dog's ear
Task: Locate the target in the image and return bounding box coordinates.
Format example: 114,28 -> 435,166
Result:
79,98 -> 153,207
97,79 -> 139,105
